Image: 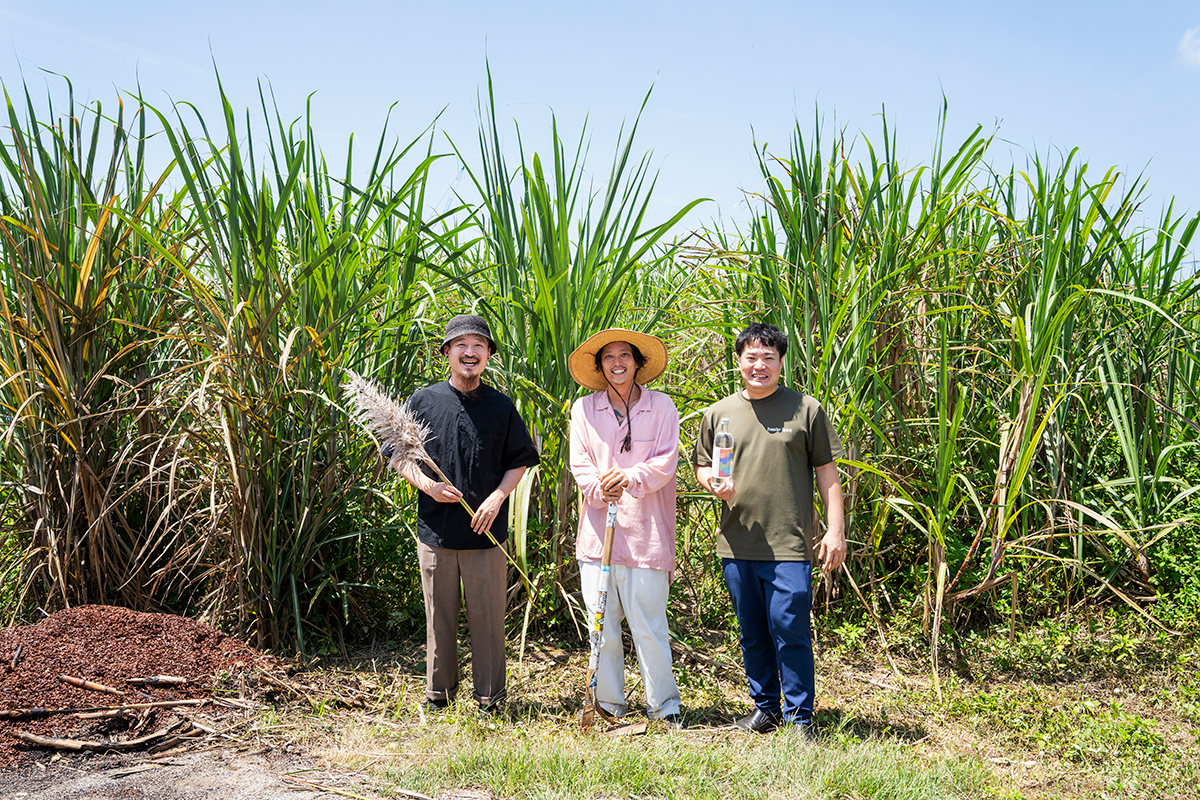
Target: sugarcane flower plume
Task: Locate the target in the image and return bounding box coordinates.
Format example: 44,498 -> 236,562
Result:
343,370 -> 432,473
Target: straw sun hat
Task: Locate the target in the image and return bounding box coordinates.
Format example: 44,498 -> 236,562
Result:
568,328 -> 668,392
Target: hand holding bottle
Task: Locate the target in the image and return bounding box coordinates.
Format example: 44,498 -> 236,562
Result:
705,472 -> 736,502
710,417 -> 734,496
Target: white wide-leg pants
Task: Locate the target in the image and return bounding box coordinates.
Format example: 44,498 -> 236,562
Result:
579,561 -> 681,718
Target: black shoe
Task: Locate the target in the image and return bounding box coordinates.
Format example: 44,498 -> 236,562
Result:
423,697 -> 450,713
662,713 -> 685,730
735,708 -> 780,733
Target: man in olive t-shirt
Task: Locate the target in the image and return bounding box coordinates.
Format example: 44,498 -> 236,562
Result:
693,322 -> 846,734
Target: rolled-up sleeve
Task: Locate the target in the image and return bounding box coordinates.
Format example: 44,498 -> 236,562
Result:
569,399 -> 608,509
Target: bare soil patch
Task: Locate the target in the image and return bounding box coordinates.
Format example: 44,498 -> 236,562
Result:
0,606 -> 264,769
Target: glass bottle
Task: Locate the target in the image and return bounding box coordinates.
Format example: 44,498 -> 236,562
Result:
711,417 -> 734,489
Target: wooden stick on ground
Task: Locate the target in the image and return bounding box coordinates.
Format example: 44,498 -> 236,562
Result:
14,721 -> 187,752
82,699 -> 207,712
603,721 -> 648,737
148,715 -> 255,753
77,709 -> 131,719
0,708 -> 58,721
127,676 -> 188,686
1,698 -> 206,721
147,730 -> 208,754
58,674 -> 123,696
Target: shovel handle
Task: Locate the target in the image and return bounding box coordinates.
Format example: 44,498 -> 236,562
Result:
583,501 -> 619,731
601,502 -> 617,565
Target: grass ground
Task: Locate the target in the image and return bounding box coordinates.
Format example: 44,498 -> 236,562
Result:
240,614 -> 1200,800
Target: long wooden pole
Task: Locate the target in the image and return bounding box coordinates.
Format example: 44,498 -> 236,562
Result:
581,501 -> 617,730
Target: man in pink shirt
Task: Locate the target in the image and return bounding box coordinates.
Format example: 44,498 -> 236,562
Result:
568,328 -> 682,727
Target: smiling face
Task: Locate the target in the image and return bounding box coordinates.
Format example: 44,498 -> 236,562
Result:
737,339 -> 783,399
444,333 -> 492,390
598,340 -> 639,390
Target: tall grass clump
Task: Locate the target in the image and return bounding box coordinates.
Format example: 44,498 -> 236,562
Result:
144,77 -> 462,650
723,104 -> 1200,644
0,81 -> 196,615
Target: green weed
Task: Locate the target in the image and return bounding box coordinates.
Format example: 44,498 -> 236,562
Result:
373,714 -> 991,800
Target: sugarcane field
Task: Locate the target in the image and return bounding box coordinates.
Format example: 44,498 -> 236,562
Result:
3,43 -> 1200,800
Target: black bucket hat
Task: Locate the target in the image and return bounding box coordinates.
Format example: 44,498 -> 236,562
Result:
441,314 -> 497,354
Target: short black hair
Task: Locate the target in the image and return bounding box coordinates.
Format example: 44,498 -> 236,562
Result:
735,322 -> 788,358
594,342 -> 647,374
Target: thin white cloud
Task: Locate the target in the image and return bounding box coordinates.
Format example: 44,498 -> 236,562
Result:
0,6 -> 204,78
1180,27 -> 1200,67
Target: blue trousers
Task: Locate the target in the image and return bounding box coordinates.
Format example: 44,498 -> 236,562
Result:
722,559 -> 814,723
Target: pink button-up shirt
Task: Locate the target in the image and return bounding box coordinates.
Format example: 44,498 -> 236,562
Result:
569,386 -> 679,575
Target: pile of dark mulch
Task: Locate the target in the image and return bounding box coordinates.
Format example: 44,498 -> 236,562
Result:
0,605 -> 265,769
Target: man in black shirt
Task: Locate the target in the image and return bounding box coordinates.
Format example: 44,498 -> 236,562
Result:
400,314 -> 539,712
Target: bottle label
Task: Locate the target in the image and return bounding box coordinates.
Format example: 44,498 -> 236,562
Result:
713,447 -> 733,482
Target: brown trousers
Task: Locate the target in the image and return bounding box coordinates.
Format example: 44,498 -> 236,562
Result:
417,541 -> 507,707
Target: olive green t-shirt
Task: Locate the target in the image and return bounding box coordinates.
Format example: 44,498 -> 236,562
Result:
693,386 -> 844,561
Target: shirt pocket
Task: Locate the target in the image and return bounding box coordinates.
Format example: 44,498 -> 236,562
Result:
629,439 -> 657,465
468,417 -> 508,460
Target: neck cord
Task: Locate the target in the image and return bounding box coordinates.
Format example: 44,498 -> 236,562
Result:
604,373 -> 638,453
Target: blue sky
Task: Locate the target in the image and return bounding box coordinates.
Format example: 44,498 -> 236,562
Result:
3,1 -> 1198,237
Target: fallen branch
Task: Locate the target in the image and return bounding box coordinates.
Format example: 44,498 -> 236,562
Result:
127,675 -> 188,686
14,721 -> 187,752
58,674 -> 123,696
82,699 -> 206,713
77,709 -> 131,720
256,670 -> 369,710
257,670 -> 317,705
105,763 -> 165,779
0,698 -> 205,721
147,715 -> 254,754
147,730 -> 208,754
0,708 -> 57,720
